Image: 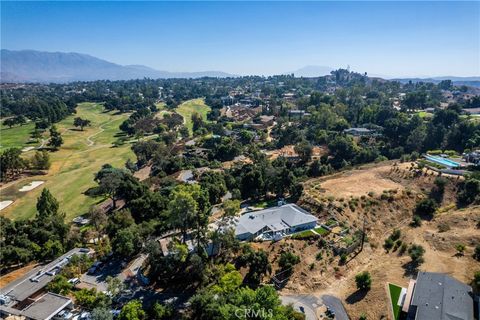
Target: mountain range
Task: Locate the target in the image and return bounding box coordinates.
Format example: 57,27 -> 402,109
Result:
0,50 -> 234,83
1,49 -> 479,84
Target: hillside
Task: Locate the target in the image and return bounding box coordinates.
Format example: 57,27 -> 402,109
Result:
260,162 -> 480,319
0,49 -> 234,83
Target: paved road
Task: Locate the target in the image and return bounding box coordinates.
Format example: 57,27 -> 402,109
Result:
321,295 -> 349,320
280,294 -> 322,320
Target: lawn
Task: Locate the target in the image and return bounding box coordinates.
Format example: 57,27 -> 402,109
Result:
314,226 -> 329,235
291,229 -> 318,239
416,111 -> 433,118
0,103 -> 134,221
388,283 -> 402,320
0,122 -> 39,152
175,98 -> 211,134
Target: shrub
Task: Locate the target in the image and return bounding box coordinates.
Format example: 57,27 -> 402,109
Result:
455,244 -> 466,256
339,253 -> 347,264
399,243 -> 408,255
279,251 -> 300,271
474,244 -> 480,261
355,271 -> 372,291
408,244 -> 425,264
415,198 -> 437,217
384,238 -> 394,251
411,215 -> 422,227
316,252 -> 323,261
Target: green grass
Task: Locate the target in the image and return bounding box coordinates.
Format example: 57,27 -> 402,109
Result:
388,283 -> 402,320
314,226 -> 329,235
291,229 -> 318,239
175,98 -> 211,135
417,111 -> 433,118
0,103 -> 134,221
0,122 -> 39,152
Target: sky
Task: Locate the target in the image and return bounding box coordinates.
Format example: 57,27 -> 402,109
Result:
1,1 -> 479,77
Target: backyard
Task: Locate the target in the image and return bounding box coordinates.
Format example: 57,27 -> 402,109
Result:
388,283 -> 402,320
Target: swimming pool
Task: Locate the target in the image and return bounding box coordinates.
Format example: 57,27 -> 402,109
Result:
424,155 -> 460,168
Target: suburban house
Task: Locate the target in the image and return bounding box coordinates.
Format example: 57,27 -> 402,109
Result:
463,150 -> 480,164
0,248 -> 91,320
235,204 -> 318,241
395,272 -> 475,320
288,109 -> 311,119
343,127 -> 376,137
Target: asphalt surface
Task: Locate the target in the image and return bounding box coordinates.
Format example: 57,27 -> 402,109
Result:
280,294 -> 321,320
321,295 -> 349,320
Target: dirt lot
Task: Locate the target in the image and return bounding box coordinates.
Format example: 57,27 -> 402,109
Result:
0,263 -> 38,287
254,162 -> 478,319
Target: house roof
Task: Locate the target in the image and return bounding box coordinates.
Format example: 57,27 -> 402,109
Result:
410,272 -> 473,320
19,293 -> 72,320
235,204 -> 317,236
0,248 -> 90,303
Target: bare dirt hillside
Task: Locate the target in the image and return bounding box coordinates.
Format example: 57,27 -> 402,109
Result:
255,162 -> 479,319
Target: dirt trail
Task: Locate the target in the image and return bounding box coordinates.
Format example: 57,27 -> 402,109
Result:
86,118 -> 115,146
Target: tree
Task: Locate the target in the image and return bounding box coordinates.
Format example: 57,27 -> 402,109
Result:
74,288 -> 111,310
92,307 -> 114,320
89,206 -> 108,237
73,117 -> 91,131
112,227 -> 140,258
415,198 -> 437,217
278,251 -> 300,272
191,112 -> 205,133
118,300 -> 146,320
95,165 -> 127,208
106,276 -> 125,299
47,275 -> 73,295
222,199 -> 240,217
31,150 -> 51,170
0,148 -> 26,181
48,125 -> 63,150
36,188 -> 60,218
408,244 -> 425,264
150,302 -> 173,320
31,129 -> 42,142
355,271 -> 372,291
294,140 -> 313,163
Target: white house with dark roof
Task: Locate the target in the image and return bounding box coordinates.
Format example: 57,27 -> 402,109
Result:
235,204 -> 318,241
397,271 -> 474,320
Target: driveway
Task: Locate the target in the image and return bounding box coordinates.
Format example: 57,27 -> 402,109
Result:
321,295 -> 349,320
280,294 -> 322,320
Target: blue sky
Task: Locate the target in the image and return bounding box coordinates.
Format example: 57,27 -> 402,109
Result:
1,1 -> 479,77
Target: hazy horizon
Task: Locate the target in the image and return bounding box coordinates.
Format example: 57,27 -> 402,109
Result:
2,1 -> 479,78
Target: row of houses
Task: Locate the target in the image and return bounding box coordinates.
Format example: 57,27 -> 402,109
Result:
0,248 -> 92,320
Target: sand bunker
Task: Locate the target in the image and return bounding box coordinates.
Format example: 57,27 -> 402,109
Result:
19,181 -> 45,192
0,200 -> 14,211
22,146 -> 35,152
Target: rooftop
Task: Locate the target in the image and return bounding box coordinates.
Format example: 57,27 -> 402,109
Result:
0,248 -> 89,304
20,292 -> 72,320
409,272 -> 474,320
235,204 -> 317,236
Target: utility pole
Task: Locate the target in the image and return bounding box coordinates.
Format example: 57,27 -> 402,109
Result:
360,216 -> 366,252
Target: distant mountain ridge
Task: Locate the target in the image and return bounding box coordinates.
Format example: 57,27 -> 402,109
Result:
0,49 -> 235,83
289,65 -> 334,77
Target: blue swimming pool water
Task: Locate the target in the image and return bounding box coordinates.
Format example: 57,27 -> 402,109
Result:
425,155 -> 460,168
